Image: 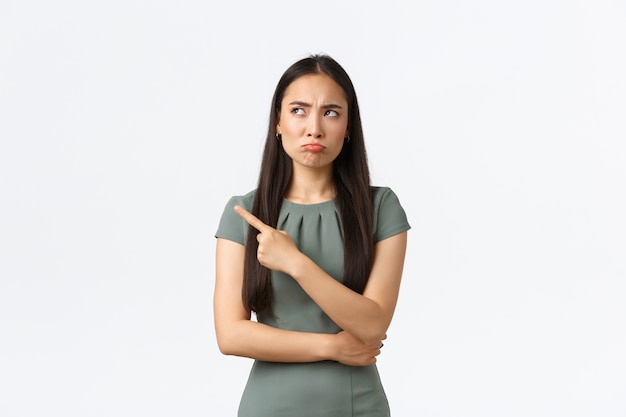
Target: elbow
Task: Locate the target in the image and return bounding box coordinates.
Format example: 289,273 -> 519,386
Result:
215,318 -> 252,356
216,340 -> 232,356
359,320 -> 390,347
215,331 -> 239,356
362,335 -> 385,347
360,329 -> 388,347
217,340 -> 239,357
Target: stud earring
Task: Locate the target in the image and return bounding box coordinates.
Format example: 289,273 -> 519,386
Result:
276,133 -> 282,140
344,136 -> 350,143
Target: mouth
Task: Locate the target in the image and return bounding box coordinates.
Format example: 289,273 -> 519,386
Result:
303,143 -> 325,153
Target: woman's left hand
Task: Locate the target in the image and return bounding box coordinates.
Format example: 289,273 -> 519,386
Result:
234,205 -> 301,274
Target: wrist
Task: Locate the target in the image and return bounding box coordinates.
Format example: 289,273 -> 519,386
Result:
318,333 -> 335,361
287,252 -> 311,281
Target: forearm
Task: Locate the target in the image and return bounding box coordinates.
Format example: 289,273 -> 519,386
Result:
288,255 -> 391,345
216,318 -> 333,362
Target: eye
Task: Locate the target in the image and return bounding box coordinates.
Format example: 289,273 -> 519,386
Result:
325,110 -> 339,117
292,108 -> 305,115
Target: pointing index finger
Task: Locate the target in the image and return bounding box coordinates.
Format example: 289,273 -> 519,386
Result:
234,205 -> 270,232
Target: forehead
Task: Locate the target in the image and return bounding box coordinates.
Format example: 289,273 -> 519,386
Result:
282,74 -> 347,104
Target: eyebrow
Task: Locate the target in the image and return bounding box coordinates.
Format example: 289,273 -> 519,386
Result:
288,100 -> 344,109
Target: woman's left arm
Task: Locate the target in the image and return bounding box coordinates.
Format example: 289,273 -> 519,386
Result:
290,231 -> 408,346
235,204 -> 407,346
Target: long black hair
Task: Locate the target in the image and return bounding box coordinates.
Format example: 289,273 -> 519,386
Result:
243,54 -> 373,314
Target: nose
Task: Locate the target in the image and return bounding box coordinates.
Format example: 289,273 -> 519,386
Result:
307,115 -> 323,138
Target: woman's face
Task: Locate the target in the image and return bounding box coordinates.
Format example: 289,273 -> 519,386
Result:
277,73 -> 349,171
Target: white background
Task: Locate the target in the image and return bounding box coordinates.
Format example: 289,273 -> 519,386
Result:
1,1 -> 625,416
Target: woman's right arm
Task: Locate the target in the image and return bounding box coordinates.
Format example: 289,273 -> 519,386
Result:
214,238 -> 380,366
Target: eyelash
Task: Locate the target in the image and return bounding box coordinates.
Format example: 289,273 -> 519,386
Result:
291,108 -> 339,117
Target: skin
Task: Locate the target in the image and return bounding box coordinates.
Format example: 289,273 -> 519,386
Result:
277,73 -> 348,199
213,73 -> 408,366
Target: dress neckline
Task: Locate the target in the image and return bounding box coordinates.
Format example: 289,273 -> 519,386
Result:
282,198 -> 336,208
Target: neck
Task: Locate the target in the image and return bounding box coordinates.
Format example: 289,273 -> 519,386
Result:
285,165 -> 335,204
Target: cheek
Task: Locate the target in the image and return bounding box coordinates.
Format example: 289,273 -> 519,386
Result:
331,123 -> 349,139
280,119 -> 300,135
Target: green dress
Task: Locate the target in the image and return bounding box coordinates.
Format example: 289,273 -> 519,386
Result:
216,186 -> 411,417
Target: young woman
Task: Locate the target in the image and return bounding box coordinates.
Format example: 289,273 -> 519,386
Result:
214,54 -> 410,417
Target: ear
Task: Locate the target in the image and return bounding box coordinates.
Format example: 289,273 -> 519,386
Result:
276,123 -> 281,135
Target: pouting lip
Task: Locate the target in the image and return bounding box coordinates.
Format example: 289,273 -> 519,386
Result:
302,144 -> 325,152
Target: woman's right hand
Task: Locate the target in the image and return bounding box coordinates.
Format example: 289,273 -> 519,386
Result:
330,331 -> 385,366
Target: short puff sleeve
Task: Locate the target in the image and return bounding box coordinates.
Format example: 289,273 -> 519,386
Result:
215,190 -> 256,245
372,186 -> 411,242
